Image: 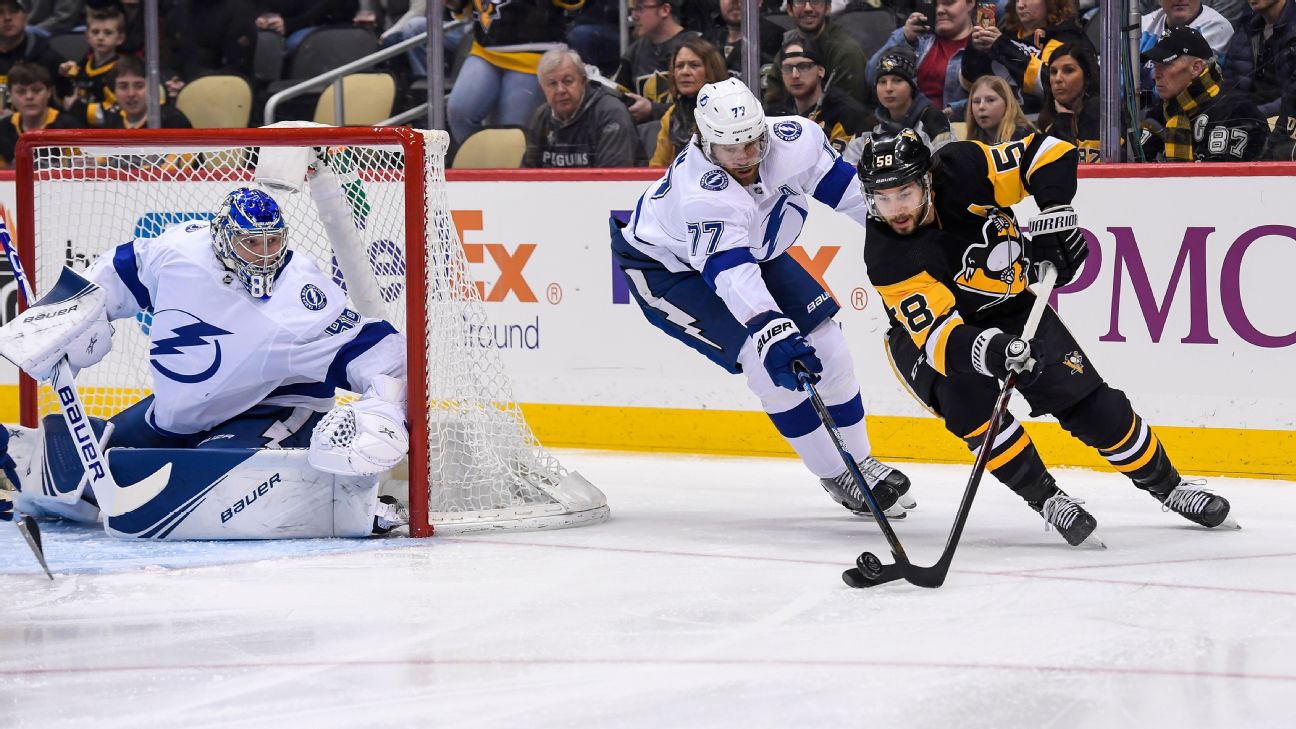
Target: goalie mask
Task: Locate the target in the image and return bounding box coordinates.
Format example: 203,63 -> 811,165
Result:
856,128 -> 933,233
212,187 -> 289,300
694,78 -> 769,172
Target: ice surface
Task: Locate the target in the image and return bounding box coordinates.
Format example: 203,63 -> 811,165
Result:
2,451 -> 1294,729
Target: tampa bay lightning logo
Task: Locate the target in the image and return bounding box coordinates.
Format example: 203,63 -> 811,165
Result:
148,309 -> 233,384
772,121 -> 802,141
700,169 -> 729,191
300,283 -> 327,311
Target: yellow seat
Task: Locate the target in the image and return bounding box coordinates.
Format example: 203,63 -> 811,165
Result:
313,73 -> 397,126
950,121 -> 968,140
176,76 -> 253,128
452,128 -> 527,169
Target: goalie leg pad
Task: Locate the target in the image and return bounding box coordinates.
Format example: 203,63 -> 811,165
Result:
102,448 -> 383,539
4,419 -> 105,523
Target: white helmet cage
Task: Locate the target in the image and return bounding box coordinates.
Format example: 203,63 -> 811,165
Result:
693,78 -> 769,169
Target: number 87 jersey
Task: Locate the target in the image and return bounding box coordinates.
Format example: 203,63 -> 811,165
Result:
862,132 -> 1079,377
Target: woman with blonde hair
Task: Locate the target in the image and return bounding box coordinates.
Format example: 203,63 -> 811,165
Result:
963,75 -> 1034,144
649,38 -> 729,167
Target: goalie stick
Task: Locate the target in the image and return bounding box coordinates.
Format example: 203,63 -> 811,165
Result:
834,262 -> 1060,590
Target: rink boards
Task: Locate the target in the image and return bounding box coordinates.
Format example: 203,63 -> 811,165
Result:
0,164 -> 1293,479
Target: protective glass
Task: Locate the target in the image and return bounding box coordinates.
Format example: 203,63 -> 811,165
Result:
866,180 -> 927,221
707,133 -> 769,171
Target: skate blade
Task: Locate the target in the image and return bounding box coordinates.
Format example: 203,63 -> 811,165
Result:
1211,514 -> 1241,531
852,508 -> 907,520
1069,530 -> 1106,549
897,494 -> 918,510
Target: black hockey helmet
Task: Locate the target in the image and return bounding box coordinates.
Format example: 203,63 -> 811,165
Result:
856,128 -> 932,194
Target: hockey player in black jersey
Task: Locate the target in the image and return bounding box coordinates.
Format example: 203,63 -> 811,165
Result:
855,128 -> 1237,546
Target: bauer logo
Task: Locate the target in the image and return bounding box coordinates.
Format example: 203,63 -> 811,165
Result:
221,472 -> 283,523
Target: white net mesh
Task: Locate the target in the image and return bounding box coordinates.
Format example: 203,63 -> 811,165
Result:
18,126 -> 608,535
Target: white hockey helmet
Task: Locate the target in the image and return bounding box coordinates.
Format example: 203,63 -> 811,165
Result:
693,78 -> 769,171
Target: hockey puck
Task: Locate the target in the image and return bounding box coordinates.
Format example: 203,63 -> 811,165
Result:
856,551 -> 884,580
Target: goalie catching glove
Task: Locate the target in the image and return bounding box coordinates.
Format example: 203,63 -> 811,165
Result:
1028,205 -> 1087,287
0,267 -> 114,381
308,375 -> 409,476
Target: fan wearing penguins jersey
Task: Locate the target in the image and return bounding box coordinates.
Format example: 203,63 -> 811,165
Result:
857,129 -> 1236,546
0,187 -> 410,538
612,77 -> 914,520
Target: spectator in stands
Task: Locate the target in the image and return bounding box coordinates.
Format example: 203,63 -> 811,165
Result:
1265,82 -> 1296,159
0,60 -> 80,167
255,2 -> 363,54
1223,0 -> 1296,118
1142,26 -> 1267,161
869,0 -> 980,117
614,0 -> 699,124
85,55 -> 192,128
1140,0 -> 1233,62
702,0 -> 783,82
1036,42 -> 1102,162
26,0 -> 84,37
766,0 -> 869,105
766,37 -> 871,154
961,0 -> 1090,113
963,74 -> 1034,143
164,0 -> 258,97
567,1 -> 622,76
377,0 -> 429,77
524,48 -> 637,167
1140,0 -> 1250,29
871,45 -> 952,148
446,0 -> 575,145
58,5 -> 125,111
649,36 -> 726,165
0,0 -> 69,113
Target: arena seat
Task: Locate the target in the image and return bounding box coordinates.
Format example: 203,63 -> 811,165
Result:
177,75 -> 253,128
452,127 -> 527,169
313,73 -> 396,125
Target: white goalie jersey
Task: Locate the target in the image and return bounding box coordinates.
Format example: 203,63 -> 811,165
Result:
83,220 -> 408,437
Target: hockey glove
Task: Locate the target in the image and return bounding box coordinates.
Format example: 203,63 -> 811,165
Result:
746,312 -> 822,391
0,488 -> 13,522
1028,205 -> 1087,287
973,329 -> 1045,387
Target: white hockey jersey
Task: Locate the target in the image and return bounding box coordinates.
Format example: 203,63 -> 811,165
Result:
84,221 -> 407,436
625,116 -> 870,324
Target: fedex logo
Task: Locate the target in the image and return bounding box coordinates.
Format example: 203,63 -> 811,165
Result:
452,210 -> 541,303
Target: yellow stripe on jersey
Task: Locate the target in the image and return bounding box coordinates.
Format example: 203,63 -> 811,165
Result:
876,272 -> 963,375
925,314 -> 963,376
1025,134 -> 1075,184
988,429 -> 1032,472
1113,432 -> 1162,473
975,140 -> 1027,207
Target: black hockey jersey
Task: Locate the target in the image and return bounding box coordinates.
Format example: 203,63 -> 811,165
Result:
863,133 -> 1078,377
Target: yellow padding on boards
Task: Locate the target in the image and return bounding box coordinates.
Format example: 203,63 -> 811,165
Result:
521,403 -> 1296,481
4,388 -> 1289,480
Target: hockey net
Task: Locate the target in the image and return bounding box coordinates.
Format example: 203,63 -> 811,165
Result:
14,125 -> 609,536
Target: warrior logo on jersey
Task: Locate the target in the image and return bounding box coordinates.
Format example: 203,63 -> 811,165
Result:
772,121 -> 802,141
954,210 -> 1027,310
300,283 -> 327,311
700,169 -> 729,191
1063,351 -> 1085,375
149,309 -> 233,384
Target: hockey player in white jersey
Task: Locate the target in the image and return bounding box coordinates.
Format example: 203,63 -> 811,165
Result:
611,78 -> 914,518
0,187 -> 410,539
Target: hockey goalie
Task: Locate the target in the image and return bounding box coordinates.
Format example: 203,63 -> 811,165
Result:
0,186 -> 411,539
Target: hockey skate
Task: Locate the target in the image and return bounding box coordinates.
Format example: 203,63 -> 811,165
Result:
1157,480 -> 1239,529
371,494 -> 409,535
820,457 -> 911,519
1034,492 -> 1104,548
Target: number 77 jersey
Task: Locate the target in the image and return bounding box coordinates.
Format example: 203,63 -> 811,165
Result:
862,133 -> 1078,377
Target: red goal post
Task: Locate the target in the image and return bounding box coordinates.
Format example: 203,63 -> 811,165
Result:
14,125 -> 609,536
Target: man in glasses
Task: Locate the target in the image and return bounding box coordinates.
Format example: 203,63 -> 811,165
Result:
765,37 -> 870,155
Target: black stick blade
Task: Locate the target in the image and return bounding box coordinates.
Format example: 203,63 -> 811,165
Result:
17,517 -> 53,580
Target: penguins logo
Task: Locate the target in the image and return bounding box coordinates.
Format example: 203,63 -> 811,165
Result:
955,209 -> 1028,311
1063,351 -> 1085,375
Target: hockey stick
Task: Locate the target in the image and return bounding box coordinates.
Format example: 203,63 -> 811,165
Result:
16,517 -> 53,579
840,262 -> 1060,589
0,221 -> 117,511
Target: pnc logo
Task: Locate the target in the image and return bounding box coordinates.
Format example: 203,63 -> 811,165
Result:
452,210 -> 541,303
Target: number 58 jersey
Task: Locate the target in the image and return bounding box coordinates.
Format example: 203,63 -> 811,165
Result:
863,133 -> 1078,377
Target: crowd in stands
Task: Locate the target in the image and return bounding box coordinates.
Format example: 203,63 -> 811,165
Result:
3,0 -> 1296,168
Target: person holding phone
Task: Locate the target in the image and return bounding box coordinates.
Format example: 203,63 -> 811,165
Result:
866,0 -> 980,117
961,0 -> 1091,114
